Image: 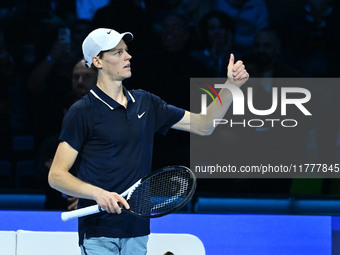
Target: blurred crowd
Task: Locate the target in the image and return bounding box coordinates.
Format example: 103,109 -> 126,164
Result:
0,0 -> 339,208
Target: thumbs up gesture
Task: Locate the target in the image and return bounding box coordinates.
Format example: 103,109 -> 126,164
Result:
227,53 -> 249,88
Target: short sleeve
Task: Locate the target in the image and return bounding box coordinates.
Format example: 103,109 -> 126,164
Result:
59,100 -> 92,151
149,92 -> 185,135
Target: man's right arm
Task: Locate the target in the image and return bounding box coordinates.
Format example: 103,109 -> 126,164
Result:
48,141 -> 129,213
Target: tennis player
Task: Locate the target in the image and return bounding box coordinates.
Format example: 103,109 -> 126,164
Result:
48,28 -> 248,255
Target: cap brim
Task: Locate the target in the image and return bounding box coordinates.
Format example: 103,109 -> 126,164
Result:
101,32 -> 133,52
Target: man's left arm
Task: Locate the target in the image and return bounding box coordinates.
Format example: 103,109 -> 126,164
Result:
172,53 -> 249,135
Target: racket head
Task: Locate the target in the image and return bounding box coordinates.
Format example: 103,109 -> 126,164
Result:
126,165 -> 196,218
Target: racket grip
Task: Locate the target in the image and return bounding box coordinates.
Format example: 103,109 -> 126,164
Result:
61,204 -> 102,221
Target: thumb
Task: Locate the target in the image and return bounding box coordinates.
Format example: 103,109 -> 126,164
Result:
228,53 -> 235,66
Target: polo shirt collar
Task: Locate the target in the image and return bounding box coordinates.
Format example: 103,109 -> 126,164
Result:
90,85 -> 135,110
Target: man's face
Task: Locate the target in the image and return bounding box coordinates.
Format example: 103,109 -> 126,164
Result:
207,17 -> 231,45
72,60 -> 97,98
253,31 -> 279,67
100,40 -> 132,80
161,15 -> 189,52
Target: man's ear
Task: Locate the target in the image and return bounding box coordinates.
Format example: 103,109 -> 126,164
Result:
92,56 -> 102,69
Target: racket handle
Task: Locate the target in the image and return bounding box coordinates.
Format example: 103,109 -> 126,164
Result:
61,204 -> 102,221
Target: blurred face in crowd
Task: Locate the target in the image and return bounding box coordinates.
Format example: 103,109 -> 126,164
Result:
253,30 -> 280,68
161,14 -> 189,52
72,60 -> 97,98
207,17 -> 231,46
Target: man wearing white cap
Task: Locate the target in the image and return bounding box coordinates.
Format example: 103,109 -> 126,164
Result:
48,28 -> 248,254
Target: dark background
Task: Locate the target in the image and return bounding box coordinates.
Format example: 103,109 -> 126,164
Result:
0,0 -> 339,210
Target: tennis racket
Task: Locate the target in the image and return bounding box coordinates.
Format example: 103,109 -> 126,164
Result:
61,165 -> 196,221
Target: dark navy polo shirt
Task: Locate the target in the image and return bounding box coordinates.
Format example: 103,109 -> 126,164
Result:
59,85 -> 185,244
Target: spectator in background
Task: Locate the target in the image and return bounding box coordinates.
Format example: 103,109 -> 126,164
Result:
284,0 -> 340,77
215,0 -> 268,57
131,12 -> 209,111
62,59 -> 98,114
176,0 -> 215,51
38,59 -> 97,210
177,0 -> 214,26
70,19 -> 93,63
0,27 -> 27,147
27,26 -> 78,146
130,12 -> 210,170
200,28 -> 304,195
283,0 -> 340,172
244,28 -> 301,79
227,28 -> 307,195
190,10 -> 236,77
0,1 -> 79,137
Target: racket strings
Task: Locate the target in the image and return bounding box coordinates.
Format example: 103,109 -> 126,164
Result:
128,167 -> 194,216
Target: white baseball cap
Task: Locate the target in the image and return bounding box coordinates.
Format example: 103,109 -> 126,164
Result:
82,28 -> 133,67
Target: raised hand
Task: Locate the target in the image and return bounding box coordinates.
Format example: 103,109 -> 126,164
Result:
227,53 -> 249,88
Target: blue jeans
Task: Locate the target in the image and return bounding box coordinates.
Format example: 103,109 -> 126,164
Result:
80,235 -> 149,255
